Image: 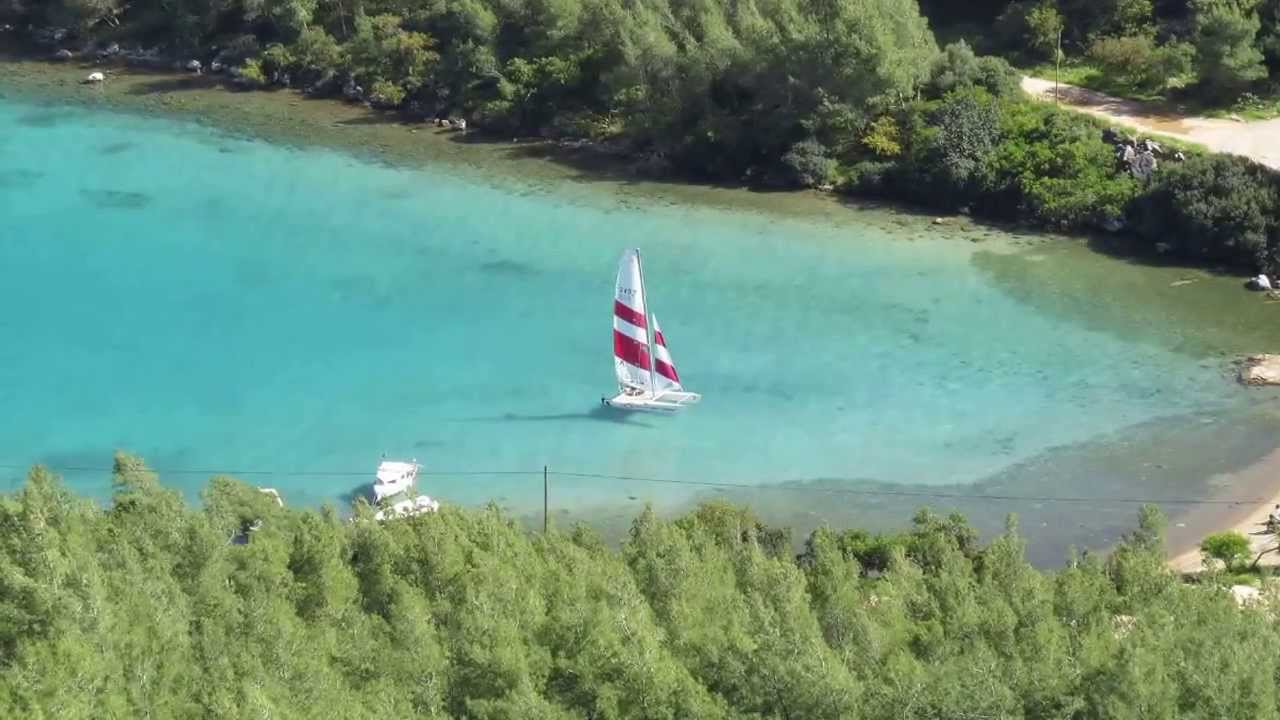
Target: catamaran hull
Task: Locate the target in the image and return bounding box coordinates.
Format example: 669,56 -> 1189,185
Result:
604,392 -> 701,413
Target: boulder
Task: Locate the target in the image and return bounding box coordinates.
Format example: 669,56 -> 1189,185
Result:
1101,216 -> 1125,233
33,27 -> 69,45
1230,584 -> 1262,607
342,79 -> 364,102
1240,355 -> 1280,385
84,71 -> 105,84
185,59 -> 202,73
304,70 -> 337,96
96,42 -> 120,59
209,60 -> 224,73
1247,274 -> 1273,291
53,49 -> 73,61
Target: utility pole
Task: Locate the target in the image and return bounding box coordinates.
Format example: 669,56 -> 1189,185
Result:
543,466 -> 549,534
1055,27 -> 1063,106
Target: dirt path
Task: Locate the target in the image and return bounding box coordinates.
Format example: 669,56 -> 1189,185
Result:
1021,77 -> 1280,170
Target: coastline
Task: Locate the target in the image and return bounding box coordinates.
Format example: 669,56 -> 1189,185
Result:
1166,447 -> 1280,572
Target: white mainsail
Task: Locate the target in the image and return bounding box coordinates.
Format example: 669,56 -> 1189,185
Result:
612,248 -> 653,393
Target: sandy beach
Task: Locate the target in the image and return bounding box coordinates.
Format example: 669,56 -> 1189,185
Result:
1167,447 -> 1280,573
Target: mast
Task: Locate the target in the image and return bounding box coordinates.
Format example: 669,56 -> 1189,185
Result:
635,248 -> 657,396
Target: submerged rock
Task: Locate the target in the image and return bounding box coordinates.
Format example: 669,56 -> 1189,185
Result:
1240,355 -> 1280,385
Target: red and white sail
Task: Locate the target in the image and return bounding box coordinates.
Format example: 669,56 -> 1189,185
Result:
651,315 -> 684,394
613,249 -> 653,393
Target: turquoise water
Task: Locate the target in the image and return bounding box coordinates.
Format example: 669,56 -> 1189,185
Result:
0,93 -> 1260,539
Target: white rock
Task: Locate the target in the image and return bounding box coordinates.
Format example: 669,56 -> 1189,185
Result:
84,71 -> 105,84
1248,274 -> 1272,291
185,59 -> 202,72
53,49 -> 73,60
1231,584 -> 1262,607
1240,354 -> 1280,385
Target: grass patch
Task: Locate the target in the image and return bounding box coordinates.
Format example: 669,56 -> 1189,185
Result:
1023,60 -> 1280,120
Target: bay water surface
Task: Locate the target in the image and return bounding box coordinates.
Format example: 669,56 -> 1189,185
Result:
2,80 -> 1277,561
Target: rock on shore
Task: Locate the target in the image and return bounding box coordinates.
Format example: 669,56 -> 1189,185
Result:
1240,355 -> 1280,385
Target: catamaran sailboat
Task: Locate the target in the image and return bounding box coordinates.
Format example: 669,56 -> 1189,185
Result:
604,248 -> 701,413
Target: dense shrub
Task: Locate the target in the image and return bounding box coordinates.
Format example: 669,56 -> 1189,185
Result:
1129,154 -> 1280,270
1200,531 -> 1252,570
987,104 -> 1139,227
235,58 -> 268,87
780,139 -> 837,188
927,40 -> 1023,98
1088,35 -> 1195,91
368,79 -> 407,108
289,27 -> 346,84
896,89 -> 1003,208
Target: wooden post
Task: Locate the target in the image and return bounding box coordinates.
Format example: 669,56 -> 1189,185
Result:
543,466 -> 549,534
1055,27 -> 1062,106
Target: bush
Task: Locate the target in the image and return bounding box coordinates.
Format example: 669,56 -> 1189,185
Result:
1129,154 -> 1280,270
927,40 -> 1022,98
780,139 -> 837,188
1200,531 -> 1252,571
235,59 -> 268,88
290,28 -> 345,82
919,89 -> 1003,206
368,79 -> 407,108
860,116 -> 903,158
259,43 -> 293,83
982,101 -> 1138,227
1087,36 -> 1194,92
843,159 -> 897,194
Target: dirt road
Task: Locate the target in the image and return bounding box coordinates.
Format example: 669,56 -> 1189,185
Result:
1021,77 -> 1280,170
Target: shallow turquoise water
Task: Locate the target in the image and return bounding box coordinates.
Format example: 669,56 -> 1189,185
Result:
0,94 -> 1258,528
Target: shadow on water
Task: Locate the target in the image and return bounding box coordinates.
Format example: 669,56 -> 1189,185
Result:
0,169 -> 43,187
98,141 -> 135,155
333,112 -> 406,128
456,404 -> 654,428
1085,233 -> 1244,279
478,259 -> 539,277
80,188 -> 151,209
125,76 -> 224,96
338,483 -> 375,508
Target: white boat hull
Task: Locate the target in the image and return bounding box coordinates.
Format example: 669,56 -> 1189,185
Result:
604,391 -> 701,413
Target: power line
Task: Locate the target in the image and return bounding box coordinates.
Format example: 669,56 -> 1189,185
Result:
0,463 -> 1264,507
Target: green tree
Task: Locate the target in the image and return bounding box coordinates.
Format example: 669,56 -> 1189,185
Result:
1192,0 -> 1269,99
1199,530 -> 1252,570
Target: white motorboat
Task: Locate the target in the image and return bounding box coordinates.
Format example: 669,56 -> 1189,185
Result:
373,459 -> 419,503
604,248 -> 701,412
373,494 -> 440,521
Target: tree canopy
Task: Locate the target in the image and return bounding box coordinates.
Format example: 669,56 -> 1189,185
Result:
2,456 -> 1279,717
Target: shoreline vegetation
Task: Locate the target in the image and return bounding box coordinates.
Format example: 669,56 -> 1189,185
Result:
3,454 -> 1280,717
5,0 -> 1280,275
